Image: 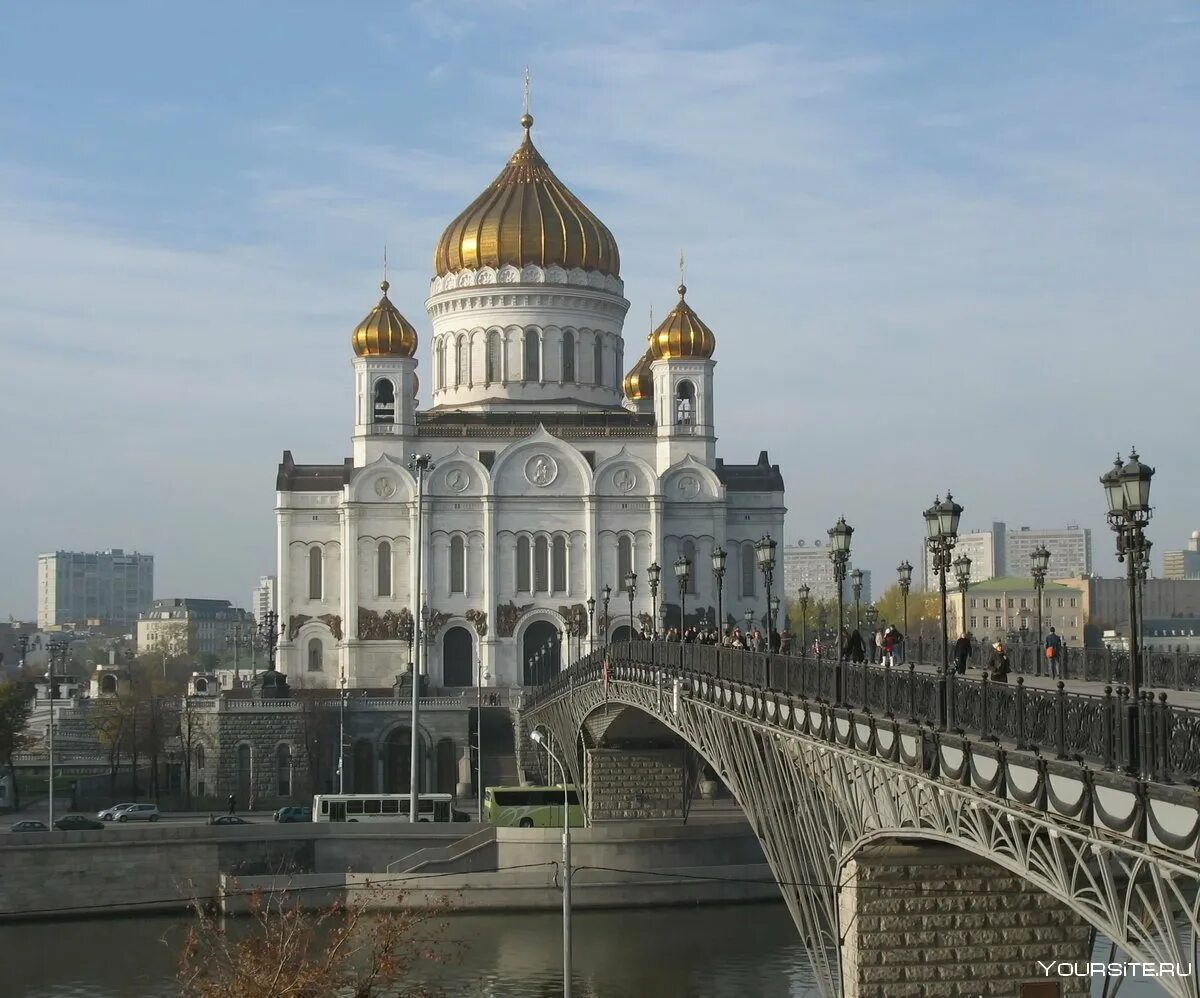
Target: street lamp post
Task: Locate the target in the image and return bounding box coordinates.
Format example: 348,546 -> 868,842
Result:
798,585 -> 810,658
624,572 -> 637,643
711,546 -> 727,635
476,662 -> 490,822
953,554 -> 972,668
586,597 -> 596,654
827,517 -> 854,662
601,585 -> 612,651
1031,545 -> 1050,676
338,672 -> 348,793
865,604 -> 879,662
1136,539 -> 1152,657
45,637 -> 68,828
755,535 -> 778,651
897,561 -> 913,663
744,608 -> 754,638
850,568 -> 863,632
647,562 -> 661,639
673,557 -> 691,639
924,494 -> 964,729
1101,449 -> 1154,775
530,729 -> 573,998
408,453 -> 433,823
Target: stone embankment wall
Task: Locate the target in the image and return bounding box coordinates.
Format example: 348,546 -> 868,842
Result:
586,748 -> 684,820
839,842 -> 1092,998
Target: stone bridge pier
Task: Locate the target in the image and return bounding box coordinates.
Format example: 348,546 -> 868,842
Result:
839,841 -> 1093,998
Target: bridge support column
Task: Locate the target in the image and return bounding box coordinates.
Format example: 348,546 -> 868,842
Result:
838,842 -> 1092,998
585,748 -> 684,821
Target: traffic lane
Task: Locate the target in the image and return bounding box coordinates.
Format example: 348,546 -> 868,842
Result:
7,810 -> 278,829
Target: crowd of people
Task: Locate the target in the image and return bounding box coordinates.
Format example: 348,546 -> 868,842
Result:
630,619 -> 1069,684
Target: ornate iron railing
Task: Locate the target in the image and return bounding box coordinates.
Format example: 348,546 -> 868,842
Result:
535,641 -> 1200,784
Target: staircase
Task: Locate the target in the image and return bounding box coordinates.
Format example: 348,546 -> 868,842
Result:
479,706 -> 521,789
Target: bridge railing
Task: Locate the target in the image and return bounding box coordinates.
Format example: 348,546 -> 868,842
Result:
537,642 -> 1200,784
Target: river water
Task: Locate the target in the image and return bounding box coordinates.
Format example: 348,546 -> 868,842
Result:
3,903 -> 1172,997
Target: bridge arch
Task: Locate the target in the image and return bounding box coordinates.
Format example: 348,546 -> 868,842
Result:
525,659 -> 1200,998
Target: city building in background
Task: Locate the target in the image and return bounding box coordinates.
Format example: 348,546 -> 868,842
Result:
949,576 -> 1086,648
36,549 -> 154,629
1007,525 -> 1091,581
782,542 -> 865,603
922,522 -> 1006,591
1057,577 -> 1200,644
251,575 -> 276,623
137,598 -> 250,658
1163,531 -> 1200,580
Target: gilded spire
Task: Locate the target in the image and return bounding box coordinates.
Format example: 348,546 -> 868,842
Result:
351,277 -> 418,358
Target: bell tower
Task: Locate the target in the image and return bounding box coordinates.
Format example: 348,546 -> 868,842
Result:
648,283 -> 717,470
350,280 -> 419,465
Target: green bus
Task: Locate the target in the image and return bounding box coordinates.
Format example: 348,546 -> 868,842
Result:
484,785 -> 585,828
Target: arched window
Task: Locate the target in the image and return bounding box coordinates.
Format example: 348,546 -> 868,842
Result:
307,638 -> 323,672
378,541 -> 392,597
456,334 -> 469,386
276,743 -> 292,797
486,331 -> 501,383
561,331 -> 575,382
372,379 -> 395,424
617,536 -> 633,590
436,339 -> 446,390
450,535 -> 466,594
516,536 -> 531,593
681,539 -> 697,594
552,535 -> 567,593
534,536 -> 550,593
195,677 -> 208,693
308,547 -> 323,601
676,381 -> 696,425
195,746 -> 206,772
593,335 -> 604,386
741,542 -> 757,598
524,330 -> 540,382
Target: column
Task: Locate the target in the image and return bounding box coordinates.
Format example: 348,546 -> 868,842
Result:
342,505 -> 359,684
276,504 -> 291,673
482,495 -> 496,682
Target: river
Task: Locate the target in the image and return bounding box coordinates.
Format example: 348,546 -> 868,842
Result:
3,903 -> 1172,997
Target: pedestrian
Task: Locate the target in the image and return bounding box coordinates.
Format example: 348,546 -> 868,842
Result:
227,793 -> 236,815
873,629 -> 884,664
987,640 -> 1010,682
780,628 -> 793,655
846,628 -> 866,663
953,633 -> 971,675
882,626 -> 902,667
1044,626 -> 1063,680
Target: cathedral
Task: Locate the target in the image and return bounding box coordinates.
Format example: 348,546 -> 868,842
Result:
274,112 -> 786,693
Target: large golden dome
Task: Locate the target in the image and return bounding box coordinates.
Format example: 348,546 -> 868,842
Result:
433,115 -> 620,279
623,344 -> 654,401
649,285 -> 716,360
351,281 -> 419,358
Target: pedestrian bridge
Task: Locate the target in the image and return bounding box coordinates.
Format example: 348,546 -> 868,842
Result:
520,642 -> 1200,997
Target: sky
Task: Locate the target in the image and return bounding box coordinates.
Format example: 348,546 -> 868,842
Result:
1,1 -> 1198,617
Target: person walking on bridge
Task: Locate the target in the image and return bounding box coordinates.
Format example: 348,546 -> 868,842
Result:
1044,626 -> 1064,680
987,640 -> 1010,682
953,633 -> 971,675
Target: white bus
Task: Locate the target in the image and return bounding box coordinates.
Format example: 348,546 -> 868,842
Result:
311,793 -> 461,823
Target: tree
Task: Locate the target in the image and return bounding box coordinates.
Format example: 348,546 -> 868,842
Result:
178,887 -> 448,998
0,681 -> 34,808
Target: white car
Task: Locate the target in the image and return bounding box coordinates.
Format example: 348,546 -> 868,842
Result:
115,803 -> 160,822
98,803 -> 137,821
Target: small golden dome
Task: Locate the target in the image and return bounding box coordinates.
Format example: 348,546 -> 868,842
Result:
649,284 -> 716,360
623,347 -> 654,401
351,280 -> 419,358
433,115 -> 620,279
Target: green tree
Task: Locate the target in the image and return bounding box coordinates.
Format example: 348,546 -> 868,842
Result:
0,681 -> 35,809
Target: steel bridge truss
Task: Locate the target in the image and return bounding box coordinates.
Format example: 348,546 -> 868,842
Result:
523,659 -> 1200,998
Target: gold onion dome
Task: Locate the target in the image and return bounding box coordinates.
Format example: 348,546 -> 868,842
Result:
433,114 -> 620,278
649,285 -> 716,360
623,346 -> 654,401
351,280 -> 419,358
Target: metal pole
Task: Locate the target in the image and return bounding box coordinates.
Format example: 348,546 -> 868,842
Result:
48,645 -> 56,828
716,573 -> 723,635
628,589 -> 635,643
538,737 -> 572,998
680,584 -> 686,640
409,455 -> 431,822
477,655 -> 484,823
338,678 -> 346,794
939,563 -> 949,675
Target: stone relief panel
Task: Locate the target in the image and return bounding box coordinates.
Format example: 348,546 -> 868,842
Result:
496,601 -> 534,637
525,454 -> 559,487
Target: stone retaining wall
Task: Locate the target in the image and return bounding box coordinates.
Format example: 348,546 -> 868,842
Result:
586,748 -> 684,821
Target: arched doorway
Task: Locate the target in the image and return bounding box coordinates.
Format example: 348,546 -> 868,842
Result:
435,738 -> 457,794
442,626 -> 473,687
522,620 -> 561,686
235,745 -> 251,807
612,624 -> 633,643
383,727 -> 425,794
352,740 -> 375,793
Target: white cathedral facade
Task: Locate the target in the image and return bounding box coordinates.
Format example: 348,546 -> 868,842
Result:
274,113 -> 786,692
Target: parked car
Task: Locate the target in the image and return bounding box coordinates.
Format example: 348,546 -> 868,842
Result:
10,820 -> 49,833
208,815 -> 249,826
97,803 -> 137,821
273,806 -> 312,823
115,803 -> 160,822
54,814 -> 104,831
